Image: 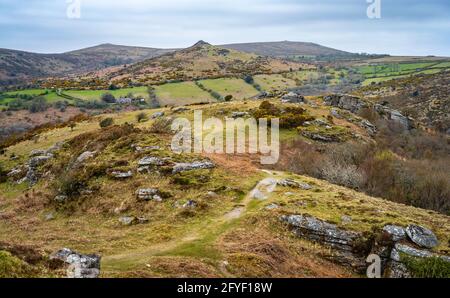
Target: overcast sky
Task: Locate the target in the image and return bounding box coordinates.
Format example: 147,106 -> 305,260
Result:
0,0 -> 449,56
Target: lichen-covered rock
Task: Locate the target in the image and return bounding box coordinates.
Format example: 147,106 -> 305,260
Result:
390,243 -> 434,262
405,225 -> 439,248
281,214 -> 361,251
119,216 -> 148,226
230,111 -> 249,118
151,111 -> 165,119
281,92 -> 305,104
387,261 -> 412,278
278,179 -> 312,190
323,94 -> 368,114
265,203 -> 280,210
54,195 -> 69,203
182,200 -> 198,209
382,225 -> 406,242
50,248 -> 100,278
75,151 -> 96,164
360,119 -> 377,135
132,145 -> 160,152
172,161 -> 215,174
119,216 -> 138,226
30,149 -> 47,157
29,155 -> 53,168
135,188 -> 162,201
110,170 -> 133,179
138,156 -> 169,167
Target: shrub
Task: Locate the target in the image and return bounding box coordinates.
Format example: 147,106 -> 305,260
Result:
101,93 -> 116,103
136,112 -> 148,123
149,117 -> 173,134
99,117 -> 114,128
224,95 -> 233,101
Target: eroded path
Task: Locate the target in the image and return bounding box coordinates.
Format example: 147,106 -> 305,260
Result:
102,170 -> 281,275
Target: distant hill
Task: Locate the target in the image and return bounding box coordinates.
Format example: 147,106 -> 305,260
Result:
220,41 -> 352,58
0,40 -> 354,88
60,41 -> 312,88
0,44 -> 175,88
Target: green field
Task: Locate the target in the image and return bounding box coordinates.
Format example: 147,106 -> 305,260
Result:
254,74 -> 297,91
199,78 -> 260,100
64,87 -> 149,101
154,81 -> 214,106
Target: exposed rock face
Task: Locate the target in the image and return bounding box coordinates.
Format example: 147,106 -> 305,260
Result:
281,214 -> 366,271
281,92 -> 306,104
323,94 -> 368,114
280,216 -> 448,278
324,93 -> 414,131
172,161 -> 215,174
374,104 -> 414,130
136,188 -> 162,201
405,225 -> 439,248
50,248 -> 101,278
360,119 -> 377,136
382,225 -> 406,242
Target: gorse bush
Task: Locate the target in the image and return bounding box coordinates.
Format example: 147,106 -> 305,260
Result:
253,101 -> 313,129
136,112 -> 148,123
99,117 -> 114,128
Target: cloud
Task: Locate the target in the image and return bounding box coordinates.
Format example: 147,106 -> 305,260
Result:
0,0 -> 449,55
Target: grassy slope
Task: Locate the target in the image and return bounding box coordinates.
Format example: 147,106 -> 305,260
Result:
0,99 -> 449,277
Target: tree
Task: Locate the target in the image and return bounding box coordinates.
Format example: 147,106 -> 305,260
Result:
28,97 -> 48,113
101,93 -> 116,103
224,95 -> 233,102
243,75 -> 254,84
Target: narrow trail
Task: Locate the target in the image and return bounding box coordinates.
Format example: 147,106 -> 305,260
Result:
102,170 -> 282,274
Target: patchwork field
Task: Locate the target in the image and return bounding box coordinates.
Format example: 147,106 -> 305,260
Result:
356,61 -> 450,85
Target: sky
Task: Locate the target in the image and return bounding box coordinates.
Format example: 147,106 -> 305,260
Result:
0,0 -> 449,56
